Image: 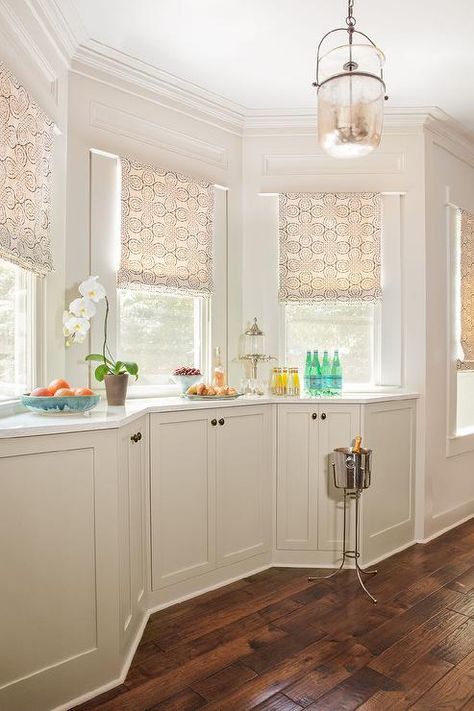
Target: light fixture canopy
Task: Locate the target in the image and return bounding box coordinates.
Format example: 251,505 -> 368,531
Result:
313,0 -> 388,158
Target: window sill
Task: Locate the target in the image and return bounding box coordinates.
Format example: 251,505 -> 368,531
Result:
0,398 -> 23,418
446,429 -> 474,457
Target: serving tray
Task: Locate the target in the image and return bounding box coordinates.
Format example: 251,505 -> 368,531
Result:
181,393 -> 244,401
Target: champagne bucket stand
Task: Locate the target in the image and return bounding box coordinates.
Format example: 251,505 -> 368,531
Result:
308,447 -> 378,603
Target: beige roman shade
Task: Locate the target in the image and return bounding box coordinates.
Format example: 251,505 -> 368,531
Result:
279,192 -> 382,302
118,157 -> 214,296
458,208 -> 474,370
0,62 -> 54,276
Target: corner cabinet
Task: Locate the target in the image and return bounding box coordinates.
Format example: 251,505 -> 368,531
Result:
149,405 -> 272,595
276,399 -> 416,567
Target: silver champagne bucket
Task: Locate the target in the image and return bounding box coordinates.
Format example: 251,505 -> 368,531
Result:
332,447 -> 372,490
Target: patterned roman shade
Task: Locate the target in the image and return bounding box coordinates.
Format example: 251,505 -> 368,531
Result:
458,209 -> 474,371
0,62 -> 54,276
279,192 -> 381,302
118,157 -> 214,295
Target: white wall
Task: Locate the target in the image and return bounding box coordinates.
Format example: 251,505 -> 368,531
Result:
64,71 -> 243,386
424,130 -> 474,537
0,0 -> 69,383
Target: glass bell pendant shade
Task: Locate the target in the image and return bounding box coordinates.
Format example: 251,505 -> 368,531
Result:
318,73 -> 384,158
316,44 -> 386,159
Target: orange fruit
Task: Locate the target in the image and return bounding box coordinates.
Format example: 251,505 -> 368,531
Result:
48,378 -> 71,394
54,388 -> 75,397
74,387 -> 94,396
31,387 -> 53,397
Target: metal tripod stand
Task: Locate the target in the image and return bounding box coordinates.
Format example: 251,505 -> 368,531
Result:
308,449 -> 378,603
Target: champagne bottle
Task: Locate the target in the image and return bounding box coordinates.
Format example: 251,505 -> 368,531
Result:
321,350 -> 332,396
331,350 -> 342,396
304,350 -> 312,396
310,350 -> 321,397
352,435 -> 362,454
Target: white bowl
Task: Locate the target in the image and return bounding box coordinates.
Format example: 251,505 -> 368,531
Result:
172,374 -> 202,393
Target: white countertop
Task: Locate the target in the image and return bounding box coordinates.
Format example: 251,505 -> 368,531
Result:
0,391 -> 419,439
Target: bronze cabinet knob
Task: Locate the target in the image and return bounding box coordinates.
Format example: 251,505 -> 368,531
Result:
312,412 -> 317,420
218,418 -> 225,426
130,432 -> 142,443
211,419 -> 217,426
321,413 -> 327,420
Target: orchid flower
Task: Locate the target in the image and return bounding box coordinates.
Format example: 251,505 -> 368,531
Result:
79,276 -> 106,303
69,297 -> 96,319
65,315 -> 90,337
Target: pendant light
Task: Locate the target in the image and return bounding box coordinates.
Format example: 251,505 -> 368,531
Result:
313,0 -> 388,158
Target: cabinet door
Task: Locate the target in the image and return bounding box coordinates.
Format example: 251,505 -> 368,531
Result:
216,405 -> 272,566
317,403 -> 361,551
150,410 -> 217,589
118,415 -> 148,653
0,430 -> 119,711
361,400 -> 416,563
277,405 -> 319,550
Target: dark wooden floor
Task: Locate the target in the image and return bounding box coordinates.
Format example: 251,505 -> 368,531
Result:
75,519 -> 474,711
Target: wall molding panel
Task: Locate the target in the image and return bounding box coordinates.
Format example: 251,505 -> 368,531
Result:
89,101 -> 229,169
262,152 -> 406,177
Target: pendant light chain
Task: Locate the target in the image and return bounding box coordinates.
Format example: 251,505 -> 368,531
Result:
346,0 -> 356,27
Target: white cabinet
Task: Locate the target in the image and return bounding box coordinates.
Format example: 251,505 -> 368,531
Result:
277,403 -> 360,553
216,405 -> 272,566
150,405 -> 272,590
0,429 -> 120,711
361,399 -> 416,563
150,409 -> 217,590
276,405 -> 319,550
118,415 -> 148,654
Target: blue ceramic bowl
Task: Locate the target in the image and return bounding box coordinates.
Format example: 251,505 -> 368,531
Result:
21,394 -> 101,414
172,374 -> 202,393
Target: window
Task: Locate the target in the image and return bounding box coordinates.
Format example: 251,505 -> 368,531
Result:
284,302 -> 376,386
279,192 -> 382,388
117,289 -> 206,386
0,259 -> 34,399
455,208 -> 474,433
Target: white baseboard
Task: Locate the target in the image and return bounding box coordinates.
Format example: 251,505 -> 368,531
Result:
417,511 -> 474,544
147,562 -> 272,615
363,539 -> 416,568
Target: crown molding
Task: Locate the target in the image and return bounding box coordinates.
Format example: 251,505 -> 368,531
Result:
25,0 -> 87,65
71,40 -> 246,135
0,0 -> 58,84
424,109 -> 474,165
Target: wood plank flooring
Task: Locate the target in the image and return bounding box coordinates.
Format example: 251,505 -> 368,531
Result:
74,519 -> 474,711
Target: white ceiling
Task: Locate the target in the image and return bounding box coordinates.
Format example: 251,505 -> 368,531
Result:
67,0 -> 474,130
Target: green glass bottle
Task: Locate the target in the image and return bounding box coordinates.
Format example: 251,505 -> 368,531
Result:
321,350 -> 332,396
304,350 -> 312,396
310,350 -> 321,397
331,350 -> 343,396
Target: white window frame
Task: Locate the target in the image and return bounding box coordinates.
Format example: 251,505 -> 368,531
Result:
89,150 -> 225,398
279,193 -> 403,391
0,261 -> 40,408
446,196 -> 474,455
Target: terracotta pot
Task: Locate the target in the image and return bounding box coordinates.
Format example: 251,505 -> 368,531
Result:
104,373 -> 129,406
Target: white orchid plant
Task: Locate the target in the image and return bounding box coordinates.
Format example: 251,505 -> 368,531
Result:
64,276 -> 139,383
